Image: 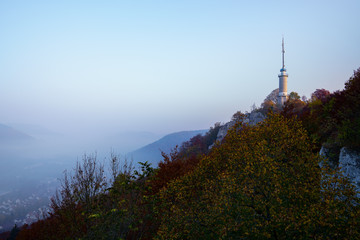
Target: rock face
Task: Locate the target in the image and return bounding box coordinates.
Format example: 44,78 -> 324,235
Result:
339,147 -> 360,194
216,111 -> 265,142
320,146 -> 360,196
216,121 -> 235,143
245,112 -> 266,125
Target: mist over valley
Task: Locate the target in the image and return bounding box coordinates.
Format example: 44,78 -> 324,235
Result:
0,122 -> 206,232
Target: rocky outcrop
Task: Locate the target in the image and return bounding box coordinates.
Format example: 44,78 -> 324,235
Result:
245,111 -> 266,125
216,121 -> 235,143
320,146 -> 360,196
339,147 -> 360,194
216,111 -> 265,143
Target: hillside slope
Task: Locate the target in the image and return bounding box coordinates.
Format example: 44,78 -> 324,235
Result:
129,129 -> 207,166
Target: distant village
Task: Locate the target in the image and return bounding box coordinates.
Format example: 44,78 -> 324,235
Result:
0,180 -> 57,232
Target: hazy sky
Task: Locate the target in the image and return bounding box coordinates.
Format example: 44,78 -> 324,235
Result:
1,0 -> 360,136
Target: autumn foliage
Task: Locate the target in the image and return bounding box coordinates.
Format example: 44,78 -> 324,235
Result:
280,67 -> 360,156
155,114 -> 360,239
8,67 -> 360,239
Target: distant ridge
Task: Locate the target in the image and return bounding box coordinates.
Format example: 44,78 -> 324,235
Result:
129,129 -> 207,167
0,124 -> 34,144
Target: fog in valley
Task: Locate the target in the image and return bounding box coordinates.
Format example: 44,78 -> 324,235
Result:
0,122 -> 165,190
0,123 -> 164,231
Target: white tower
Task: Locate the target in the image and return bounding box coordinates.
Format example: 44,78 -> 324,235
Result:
278,37 -> 288,106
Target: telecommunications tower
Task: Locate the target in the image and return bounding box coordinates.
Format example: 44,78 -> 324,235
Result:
278,37 -> 288,106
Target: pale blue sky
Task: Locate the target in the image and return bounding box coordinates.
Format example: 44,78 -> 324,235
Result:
1,0 -> 360,135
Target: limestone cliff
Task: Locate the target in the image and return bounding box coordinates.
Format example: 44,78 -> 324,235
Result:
216,111 -> 265,142
339,147 -> 360,195
321,146 -> 360,196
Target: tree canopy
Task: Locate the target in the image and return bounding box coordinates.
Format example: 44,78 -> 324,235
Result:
156,114 -> 360,239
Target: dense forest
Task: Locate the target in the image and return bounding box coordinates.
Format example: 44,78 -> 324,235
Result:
2,68 -> 360,239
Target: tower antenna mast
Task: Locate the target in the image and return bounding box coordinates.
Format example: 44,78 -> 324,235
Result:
282,37 -> 285,69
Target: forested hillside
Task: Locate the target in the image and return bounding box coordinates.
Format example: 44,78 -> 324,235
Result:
4,68 -> 360,240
